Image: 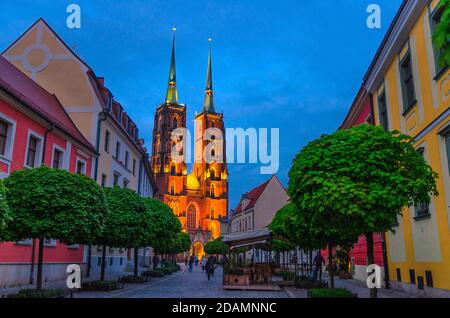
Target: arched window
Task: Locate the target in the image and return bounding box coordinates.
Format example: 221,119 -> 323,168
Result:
211,184 -> 215,198
171,165 -> 176,175
173,117 -> 178,129
211,148 -> 216,158
187,205 -> 196,231
210,168 -> 215,180
170,184 -> 175,196
211,121 -> 215,128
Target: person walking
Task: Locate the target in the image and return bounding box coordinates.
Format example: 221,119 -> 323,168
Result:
188,255 -> 194,273
313,252 -> 325,281
201,256 -> 206,271
205,256 -> 215,281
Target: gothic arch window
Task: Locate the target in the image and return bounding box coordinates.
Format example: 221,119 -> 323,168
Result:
170,184 -> 175,196
211,184 -> 215,198
211,121 -> 215,128
187,205 -> 197,231
210,168 -> 216,180
173,117 -> 179,130
211,148 -> 216,158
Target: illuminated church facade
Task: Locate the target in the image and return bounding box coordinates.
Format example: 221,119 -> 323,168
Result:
151,34 -> 228,257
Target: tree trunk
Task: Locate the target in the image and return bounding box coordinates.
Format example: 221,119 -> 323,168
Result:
381,232 -> 390,289
328,241 -> 334,289
366,232 -> 377,298
100,245 -> 107,281
86,245 -> 92,278
36,238 -> 44,290
29,238 -> 36,284
134,248 -> 139,278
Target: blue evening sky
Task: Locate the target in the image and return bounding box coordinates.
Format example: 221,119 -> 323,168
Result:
0,0 -> 402,211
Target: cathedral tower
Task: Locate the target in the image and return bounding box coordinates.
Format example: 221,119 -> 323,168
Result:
151,35 -> 228,258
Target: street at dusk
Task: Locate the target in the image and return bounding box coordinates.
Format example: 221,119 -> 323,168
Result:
0,0 -> 449,313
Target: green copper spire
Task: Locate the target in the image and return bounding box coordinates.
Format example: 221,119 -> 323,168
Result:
165,29 -> 178,105
203,38 -> 215,113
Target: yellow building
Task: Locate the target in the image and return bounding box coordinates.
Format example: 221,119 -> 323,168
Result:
364,0 -> 449,296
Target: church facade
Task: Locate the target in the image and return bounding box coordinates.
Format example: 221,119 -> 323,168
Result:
151,35 -> 228,258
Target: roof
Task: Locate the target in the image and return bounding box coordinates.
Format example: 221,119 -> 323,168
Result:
0,55 -> 96,153
222,227 -> 271,248
231,178 -> 271,217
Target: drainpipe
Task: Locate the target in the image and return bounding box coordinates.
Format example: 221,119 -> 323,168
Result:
86,111 -> 107,278
29,122 -> 54,284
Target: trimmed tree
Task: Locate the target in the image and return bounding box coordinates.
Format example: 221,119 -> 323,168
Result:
99,187 -> 147,280
204,237 -> 228,257
0,180 -> 10,240
4,167 -> 107,290
289,124 -> 438,297
432,0 -> 450,67
143,198 -> 182,268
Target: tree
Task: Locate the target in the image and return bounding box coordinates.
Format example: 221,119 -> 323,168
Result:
4,167 -> 107,290
177,232 -> 192,255
432,0 -> 450,67
143,198 -> 182,267
0,180 -> 10,241
204,237 -> 228,256
99,187 -> 147,280
289,124 -> 438,297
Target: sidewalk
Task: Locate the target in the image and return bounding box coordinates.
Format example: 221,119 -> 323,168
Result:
283,278 -> 416,298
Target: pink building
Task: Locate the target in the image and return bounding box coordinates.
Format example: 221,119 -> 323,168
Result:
0,55 -> 97,287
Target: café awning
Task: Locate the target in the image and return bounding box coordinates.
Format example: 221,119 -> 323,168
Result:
222,227 -> 272,249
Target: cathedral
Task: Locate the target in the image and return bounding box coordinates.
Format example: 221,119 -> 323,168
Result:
150,34 -> 228,258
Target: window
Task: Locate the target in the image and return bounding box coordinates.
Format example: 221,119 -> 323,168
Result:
211,184 -> 215,198
399,51 -> 416,114
123,179 -> 129,189
0,120 -> 8,156
132,159 -> 137,175
26,136 -> 39,168
104,130 -> 110,153
76,159 -> 86,175
211,208 -> 215,219
210,169 -> 215,180
125,151 -> 130,168
101,174 -> 107,187
173,117 -> 178,130
396,267 -> 401,282
113,172 -> 120,186
170,184 -> 175,196
409,269 -> 416,285
414,148 -> 430,219
44,238 -> 57,247
110,258 -> 114,266
115,141 -> 121,159
377,90 -> 389,131
171,165 -> 176,176
52,148 -> 63,169
430,6 -> 448,76
425,270 -> 433,288
187,205 -> 196,231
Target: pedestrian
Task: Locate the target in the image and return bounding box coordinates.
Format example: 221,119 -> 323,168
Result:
185,257 -> 188,266
205,256 -> 215,281
188,255 -> 194,273
201,256 -> 206,271
313,251 -> 325,281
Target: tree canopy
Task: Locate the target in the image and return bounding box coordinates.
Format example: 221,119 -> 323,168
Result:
100,186 -> 147,248
432,0 -> 450,67
4,166 -> 107,244
143,198 -> 182,255
0,180 -> 10,241
204,237 -> 228,255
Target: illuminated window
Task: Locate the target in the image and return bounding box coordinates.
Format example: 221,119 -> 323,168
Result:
187,205 -> 196,231
170,184 -> 175,195
211,184 -> 215,198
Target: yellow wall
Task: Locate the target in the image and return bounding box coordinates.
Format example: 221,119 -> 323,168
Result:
372,1 -> 450,292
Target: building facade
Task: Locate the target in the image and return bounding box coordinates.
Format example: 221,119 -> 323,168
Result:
0,55 -> 96,287
151,36 -> 228,258
2,19 -> 156,278
339,87 -> 386,282
363,0 -> 450,296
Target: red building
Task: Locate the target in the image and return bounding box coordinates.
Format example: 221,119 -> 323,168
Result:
336,86 -> 386,283
0,55 -> 96,288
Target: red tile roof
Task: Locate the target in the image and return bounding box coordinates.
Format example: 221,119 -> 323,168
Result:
0,55 -> 96,152
232,178 -> 271,217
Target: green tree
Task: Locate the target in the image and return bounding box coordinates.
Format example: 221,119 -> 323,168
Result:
432,0 -> 450,67
204,237 -> 228,256
289,124 -> 438,297
99,187 -> 147,280
143,198 -> 182,267
0,180 -> 10,240
177,232 -> 192,254
4,167 -> 107,290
